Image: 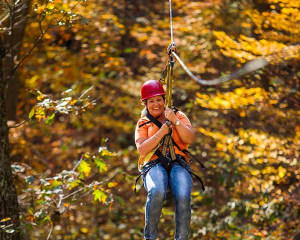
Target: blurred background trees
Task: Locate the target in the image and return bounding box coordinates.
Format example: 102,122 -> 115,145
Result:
1,0 -> 299,239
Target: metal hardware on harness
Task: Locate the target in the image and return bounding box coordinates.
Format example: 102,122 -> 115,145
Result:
136,109 -> 206,193
134,155 -> 205,193
160,42 -> 177,162
167,42 -> 176,56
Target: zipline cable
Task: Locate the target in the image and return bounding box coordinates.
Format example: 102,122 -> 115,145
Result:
167,0 -> 270,85
169,0 -> 174,43
172,52 -> 269,85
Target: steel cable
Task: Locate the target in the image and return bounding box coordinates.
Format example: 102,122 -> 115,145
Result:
167,0 -> 270,85
169,0 -> 174,43
172,52 -> 269,85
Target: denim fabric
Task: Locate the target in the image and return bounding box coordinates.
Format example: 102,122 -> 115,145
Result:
143,162 -> 193,240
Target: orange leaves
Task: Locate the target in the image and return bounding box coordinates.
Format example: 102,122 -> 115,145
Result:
139,49 -> 157,60
295,125 -> 300,137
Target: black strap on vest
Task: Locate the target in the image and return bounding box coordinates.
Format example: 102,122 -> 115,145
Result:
138,120 -> 151,128
135,108 -> 205,192
145,108 -> 205,169
145,108 -> 162,128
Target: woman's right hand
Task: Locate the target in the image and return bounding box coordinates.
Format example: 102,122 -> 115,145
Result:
160,122 -> 170,136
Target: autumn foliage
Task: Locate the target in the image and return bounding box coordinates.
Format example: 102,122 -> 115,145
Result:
1,0 -> 299,239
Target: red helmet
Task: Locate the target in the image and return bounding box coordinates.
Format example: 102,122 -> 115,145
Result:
141,80 -> 165,100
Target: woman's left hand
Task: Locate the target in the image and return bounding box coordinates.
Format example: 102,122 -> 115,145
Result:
165,107 -> 177,125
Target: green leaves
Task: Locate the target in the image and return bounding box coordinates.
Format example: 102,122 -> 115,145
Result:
27,88 -> 95,123
29,108 -> 35,119
45,113 -> 56,125
94,157 -> 107,173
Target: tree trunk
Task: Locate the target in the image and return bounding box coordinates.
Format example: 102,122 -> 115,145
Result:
2,0 -> 31,121
0,37 -> 21,240
0,0 -> 31,237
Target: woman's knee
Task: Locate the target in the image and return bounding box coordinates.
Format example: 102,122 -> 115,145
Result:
149,186 -> 166,203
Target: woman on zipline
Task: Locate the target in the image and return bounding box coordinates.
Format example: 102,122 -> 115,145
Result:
135,80 -> 195,240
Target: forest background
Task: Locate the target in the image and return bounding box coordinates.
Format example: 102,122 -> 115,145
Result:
0,0 -> 299,239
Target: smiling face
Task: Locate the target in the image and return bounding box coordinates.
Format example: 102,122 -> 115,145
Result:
146,95 -> 165,117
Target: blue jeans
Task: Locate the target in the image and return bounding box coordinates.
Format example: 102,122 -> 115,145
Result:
143,162 -> 193,240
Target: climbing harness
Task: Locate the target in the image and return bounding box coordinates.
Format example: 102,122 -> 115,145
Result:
135,108 -> 205,193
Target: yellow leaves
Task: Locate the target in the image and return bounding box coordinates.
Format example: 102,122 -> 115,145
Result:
196,88 -> 268,110
0,218 -> 11,222
256,158 -> 264,164
241,22 -> 251,28
50,179 -> 62,188
68,180 -> 81,190
34,106 -> 46,121
92,189 -> 107,203
28,75 -> 39,89
281,7 -> 299,15
250,169 -> 260,176
262,166 -> 276,175
47,3 -> 55,10
249,135 -> 257,145
278,166 -> 287,178
238,129 -> 248,139
101,13 -> 115,20
37,93 -> 46,101
84,152 -> 90,159
162,208 -> 174,216
108,182 -> 118,188
80,227 -> 89,233
70,99 -> 77,105
78,160 -> 91,177
215,0 -> 300,68
214,27 -> 299,64
35,6 -> 46,14
216,142 -> 225,151
198,127 -> 225,140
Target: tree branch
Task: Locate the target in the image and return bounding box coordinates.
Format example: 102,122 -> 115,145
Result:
12,2 -> 80,73
46,223 -> 53,240
0,13 -> 10,25
8,119 -> 27,128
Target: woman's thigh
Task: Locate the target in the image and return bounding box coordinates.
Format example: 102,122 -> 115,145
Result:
143,162 -> 168,193
169,163 -> 193,197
